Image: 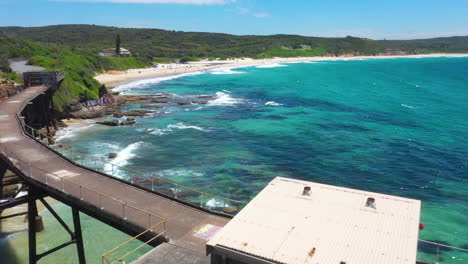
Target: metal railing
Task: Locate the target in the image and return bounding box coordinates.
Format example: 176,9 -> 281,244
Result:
102,220 -> 167,264
0,142 -> 167,234
21,123 -> 247,215
417,239 -> 468,264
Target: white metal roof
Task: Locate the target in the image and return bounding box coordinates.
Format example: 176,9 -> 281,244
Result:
207,177 -> 421,264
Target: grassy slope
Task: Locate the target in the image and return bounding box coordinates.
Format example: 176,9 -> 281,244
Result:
0,32 -> 147,110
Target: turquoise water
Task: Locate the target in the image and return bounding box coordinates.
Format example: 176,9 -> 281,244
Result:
4,57 -> 466,263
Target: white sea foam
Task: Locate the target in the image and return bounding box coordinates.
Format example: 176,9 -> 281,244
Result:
303,61 -> 319,64
265,101 -> 283,106
113,72 -> 203,92
205,198 -> 230,208
148,123 -> 209,136
255,63 -> 288,68
167,123 -> 208,131
157,168 -> 204,178
104,141 -> 144,177
208,92 -> 243,106
210,67 -> 245,75
55,121 -> 96,141
401,104 -> 415,109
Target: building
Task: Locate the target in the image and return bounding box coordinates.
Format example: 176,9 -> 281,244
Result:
99,48 -> 133,57
207,177 -> 421,264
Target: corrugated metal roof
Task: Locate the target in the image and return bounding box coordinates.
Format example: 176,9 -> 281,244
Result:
207,177 -> 421,264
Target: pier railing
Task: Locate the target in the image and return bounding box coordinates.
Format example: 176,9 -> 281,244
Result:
102,220 -> 167,264
417,239 -> 468,264
21,124 -> 247,215
0,143 -> 167,236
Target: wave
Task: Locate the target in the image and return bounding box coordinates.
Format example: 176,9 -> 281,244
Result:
265,101 -> 283,106
210,67 -> 245,75
401,104 -> 415,109
55,122 -> 95,141
104,141 -> 144,177
208,92 -> 243,106
148,123 -> 209,136
167,123 -> 208,131
113,72 -> 203,92
205,198 -> 230,208
255,63 -> 288,68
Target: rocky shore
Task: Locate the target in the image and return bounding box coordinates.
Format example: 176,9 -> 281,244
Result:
63,92 -> 217,127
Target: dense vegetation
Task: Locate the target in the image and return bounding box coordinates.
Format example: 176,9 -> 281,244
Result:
0,32 -> 146,109
2,25 -> 468,62
1,25 -> 468,110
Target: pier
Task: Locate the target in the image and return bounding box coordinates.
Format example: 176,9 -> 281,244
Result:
0,81 -> 243,263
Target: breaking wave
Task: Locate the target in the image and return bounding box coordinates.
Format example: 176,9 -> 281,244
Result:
113,72 -> 203,92
208,92 -> 243,106
210,67 -> 245,75
104,141 -> 144,177
265,101 -> 283,106
256,63 -> 288,68
148,123 -> 209,136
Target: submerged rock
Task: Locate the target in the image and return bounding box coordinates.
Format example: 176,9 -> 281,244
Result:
191,101 -> 208,104
140,104 -> 165,109
97,120 -> 120,126
120,120 -> 136,126
109,153 -> 117,159
120,110 -> 153,117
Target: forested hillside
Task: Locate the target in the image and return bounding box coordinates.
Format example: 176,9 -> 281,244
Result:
2,25 -> 468,62
0,32 -> 145,109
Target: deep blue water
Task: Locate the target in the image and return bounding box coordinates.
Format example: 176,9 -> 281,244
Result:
54,57 -> 468,262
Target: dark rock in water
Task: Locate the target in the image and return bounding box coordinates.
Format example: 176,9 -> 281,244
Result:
191,101 -> 208,104
121,110 -> 153,117
97,120 -> 120,126
152,99 -> 169,104
140,104 -> 165,109
127,118 -> 135,121
223,206 -> 239,214
109,153 -> 117,159
113,113 -> 124,118
198,95 -> 215,99
120,120 -> 136,126
177,102 -> 191,105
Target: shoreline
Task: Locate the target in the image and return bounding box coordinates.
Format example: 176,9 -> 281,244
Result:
94,53 -> 468,87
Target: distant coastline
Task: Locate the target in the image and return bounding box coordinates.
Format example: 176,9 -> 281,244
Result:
95,53 -> 468,87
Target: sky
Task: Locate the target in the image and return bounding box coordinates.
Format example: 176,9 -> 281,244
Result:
1,0 -> 468,40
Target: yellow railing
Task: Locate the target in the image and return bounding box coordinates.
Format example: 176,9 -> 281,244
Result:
102,220 -> 167,264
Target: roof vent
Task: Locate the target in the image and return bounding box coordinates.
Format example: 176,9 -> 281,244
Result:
365,197 -> 376,209
302,186 -> 311,196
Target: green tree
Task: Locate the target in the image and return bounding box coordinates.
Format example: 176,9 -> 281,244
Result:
115,33 -> 121,56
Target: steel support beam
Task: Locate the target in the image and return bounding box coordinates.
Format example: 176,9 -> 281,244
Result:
73,207 -> 86,264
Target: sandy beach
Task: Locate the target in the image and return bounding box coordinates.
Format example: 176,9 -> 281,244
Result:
94,54 -> 468,87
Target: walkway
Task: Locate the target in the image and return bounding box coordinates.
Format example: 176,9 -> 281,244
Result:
0,85 -> 230,254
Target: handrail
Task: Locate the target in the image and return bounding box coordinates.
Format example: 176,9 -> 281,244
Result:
102,220 -> 167,264
0,143 -> 166,229
22,123 -> 248,210
417,239 -> 468,264
418,239 -> 468,252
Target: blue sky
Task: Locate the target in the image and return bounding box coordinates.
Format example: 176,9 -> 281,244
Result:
1,0 -> 467,39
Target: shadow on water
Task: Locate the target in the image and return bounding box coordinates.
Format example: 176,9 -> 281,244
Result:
0,218 -> 25,264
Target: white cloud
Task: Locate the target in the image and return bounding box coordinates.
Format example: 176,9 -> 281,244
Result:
253,12 -> 270,18
52,0 -> 232,4
237,7 -> 249,14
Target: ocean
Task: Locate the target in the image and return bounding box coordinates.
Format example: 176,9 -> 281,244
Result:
1,57 -> 467,263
